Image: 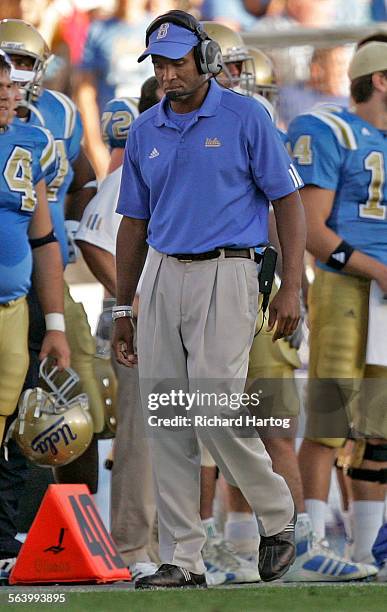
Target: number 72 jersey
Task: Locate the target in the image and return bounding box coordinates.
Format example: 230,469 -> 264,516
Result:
288,106 -> 387,266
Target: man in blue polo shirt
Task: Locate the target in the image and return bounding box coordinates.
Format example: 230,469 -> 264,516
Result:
112,10 -> 306,590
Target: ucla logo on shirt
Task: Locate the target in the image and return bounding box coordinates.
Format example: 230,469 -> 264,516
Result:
157,23 -> 170,39
205,137 -> 222,148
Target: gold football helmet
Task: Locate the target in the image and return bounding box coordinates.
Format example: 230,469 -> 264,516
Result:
201,22 -> 255,94
10,359 -> 93,467
0,19 -> 50,102
246,47 -> 278,105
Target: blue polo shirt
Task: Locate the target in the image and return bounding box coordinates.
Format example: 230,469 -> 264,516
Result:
117,80 -> 302,253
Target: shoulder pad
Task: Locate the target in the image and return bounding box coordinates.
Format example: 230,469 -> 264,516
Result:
46,90 -> 78,139
32,126 -> 56,172
104,97 -> 139,117
26,102 -> 46,127
301,109 -> 358,150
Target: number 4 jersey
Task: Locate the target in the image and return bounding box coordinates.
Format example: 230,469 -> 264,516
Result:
288,106 -> 387,270
0,122 -> 56,303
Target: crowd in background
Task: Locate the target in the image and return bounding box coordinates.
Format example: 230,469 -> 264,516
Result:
2,0 -> 386,178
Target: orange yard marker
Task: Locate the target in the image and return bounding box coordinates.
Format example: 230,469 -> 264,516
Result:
10,484 -> 131,584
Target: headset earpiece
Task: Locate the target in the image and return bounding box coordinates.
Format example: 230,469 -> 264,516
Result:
145,10 -> 222,75
197,39 -> 222,75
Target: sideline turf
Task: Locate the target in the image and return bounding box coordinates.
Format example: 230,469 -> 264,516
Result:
1,585 -> 386,612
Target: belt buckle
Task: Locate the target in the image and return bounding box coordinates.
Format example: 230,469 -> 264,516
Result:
177,256 -> 193,263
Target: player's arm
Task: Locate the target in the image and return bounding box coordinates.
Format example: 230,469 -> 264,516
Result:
77,241 -> 116,296
302,185 -> 387,292
108,148 -> 125,174
29,178 -> 70,369
65,147 -> 97,222
73,70 -> 109,179
270,191 -> 306,340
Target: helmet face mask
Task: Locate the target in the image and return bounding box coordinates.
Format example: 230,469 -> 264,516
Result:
39,358 -> 81,407
0,19 -> 50,103
10,359 -> 93,467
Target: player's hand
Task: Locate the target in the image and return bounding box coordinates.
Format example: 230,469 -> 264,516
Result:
40,331 -> 71,370
267,285 -> 301,342
112,317 -> 137,367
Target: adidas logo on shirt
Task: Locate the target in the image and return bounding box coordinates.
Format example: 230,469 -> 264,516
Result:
149,148 -> 160,159
205,137 -> 221,147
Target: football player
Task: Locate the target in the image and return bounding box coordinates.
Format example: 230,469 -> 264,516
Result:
288,38 -> 387,566
0,53 -> 70,445
0,51 -> 70,445
0,18 -> 105,432
0,19 -> 100,574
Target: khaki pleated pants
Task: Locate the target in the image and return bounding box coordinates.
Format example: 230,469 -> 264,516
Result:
137,248 -> 294,574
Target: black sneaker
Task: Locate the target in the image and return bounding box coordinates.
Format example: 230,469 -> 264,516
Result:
259,510 -> 297,581
135,563 -> 207,590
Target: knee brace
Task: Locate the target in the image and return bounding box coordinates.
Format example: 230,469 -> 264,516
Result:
336,441 -> 387,484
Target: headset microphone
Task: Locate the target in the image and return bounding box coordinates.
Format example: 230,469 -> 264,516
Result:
165,75 -> 212,100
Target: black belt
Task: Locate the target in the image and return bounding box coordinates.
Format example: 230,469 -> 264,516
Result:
169,248 -> 261,263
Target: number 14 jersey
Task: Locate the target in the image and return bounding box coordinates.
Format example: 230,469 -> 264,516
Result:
288,106 -> 387,268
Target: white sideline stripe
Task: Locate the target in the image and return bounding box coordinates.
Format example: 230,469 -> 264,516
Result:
290,163 -> 303,187
289,166 -> 302,189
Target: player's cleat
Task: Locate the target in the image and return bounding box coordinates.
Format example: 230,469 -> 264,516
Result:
282,535 -> 378,582
0,557 -> 16,582
129,561 -> 158,581
259,511 -> 296,581
203,537 -> 260,584
135,563 -> 207,589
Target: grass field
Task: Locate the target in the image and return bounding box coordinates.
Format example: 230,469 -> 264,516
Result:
1,584 -> 386,612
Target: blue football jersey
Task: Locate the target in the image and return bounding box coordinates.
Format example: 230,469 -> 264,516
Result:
26,89 -> 83,265
288,107 -> 387,269
101,97 -> 139,150
0,123 -> 56,303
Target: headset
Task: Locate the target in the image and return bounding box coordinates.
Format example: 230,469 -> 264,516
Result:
145,10 -> 223,76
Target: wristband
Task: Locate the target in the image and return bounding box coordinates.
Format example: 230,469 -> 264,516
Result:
112,305 -> 134,321
29,229 -> 57,250
326,240 -> 354,270
45,313 -> 65,332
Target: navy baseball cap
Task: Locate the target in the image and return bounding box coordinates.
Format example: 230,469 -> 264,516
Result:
138,22 -> 198,63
